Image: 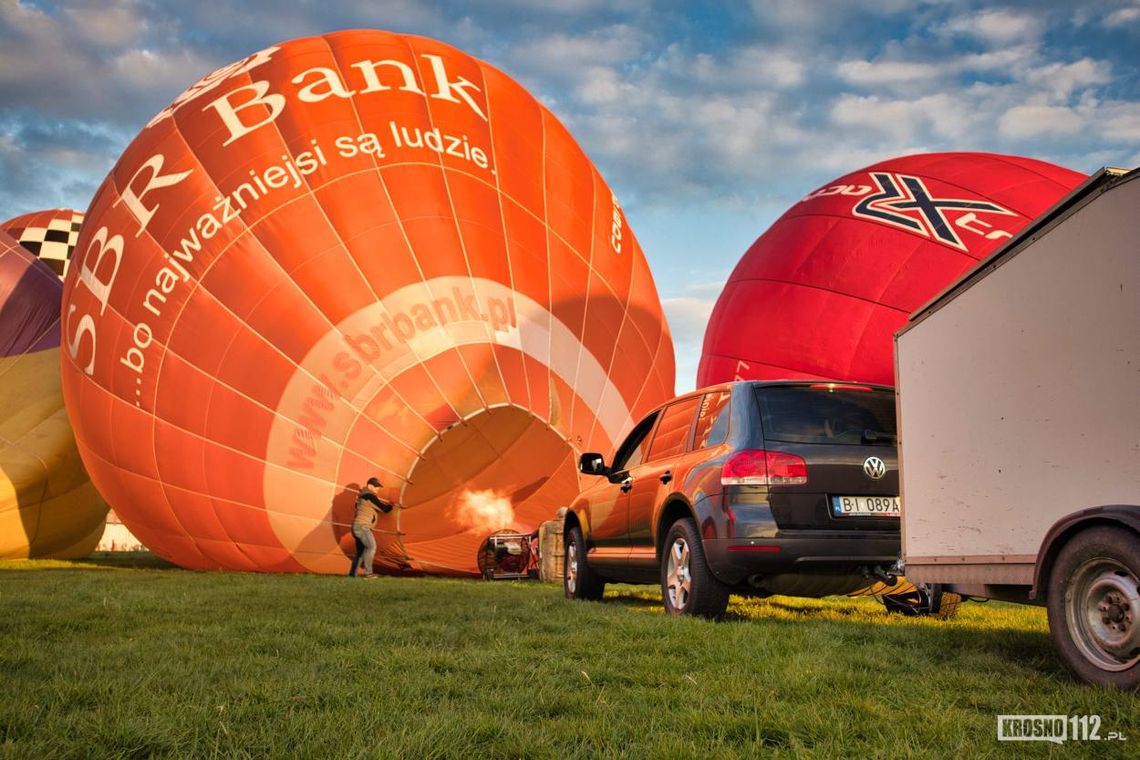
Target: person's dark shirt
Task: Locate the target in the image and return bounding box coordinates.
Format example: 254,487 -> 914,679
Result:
352,491 -> 392,526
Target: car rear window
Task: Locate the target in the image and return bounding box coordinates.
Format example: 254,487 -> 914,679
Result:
754,385 -> 896,446
693,391 -> 731,449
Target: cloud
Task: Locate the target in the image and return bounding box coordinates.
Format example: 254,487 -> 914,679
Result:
1023,58 -> 1113,100
939,9 -> 1046,45
836,45 -> 1038,88
509,25 -> 646,78
469,0 -> 649,14
1103,5 -> 1140,28
109,47 -> 228,100
0,114 -> 122,219
696,46 -> 806,90
748,0 -> 829,30
555,53 -> 793,200
662,295 -> 715,347
574,66 -> 634,105
0,1 -> 215,128
747,0 -> 915,36
743,48 -> 806,88
830,93 -> 981,143
61,2 -> 148,48
837,59 -> 942,86
662,289 -> 723,392
999,105 -> 1085,138
1098,101 -> 1140,141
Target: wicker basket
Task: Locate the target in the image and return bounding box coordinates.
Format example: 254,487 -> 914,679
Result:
537,517 -> 565,584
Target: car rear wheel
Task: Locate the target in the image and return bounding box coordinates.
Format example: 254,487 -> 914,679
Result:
564,525 -> 605,601
661,518 -> 729,620
1047,526 -> 1140,689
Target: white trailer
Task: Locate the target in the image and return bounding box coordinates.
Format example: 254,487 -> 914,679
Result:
895,167 -> 1140,689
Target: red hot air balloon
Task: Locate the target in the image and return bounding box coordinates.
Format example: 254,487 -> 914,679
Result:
699,152 -> 1085,387
1,209 -> 85,279
60,31 -> 674,576
0,231 -> 108,558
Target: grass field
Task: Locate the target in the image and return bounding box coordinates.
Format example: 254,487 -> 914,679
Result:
2,555 -> 1137,758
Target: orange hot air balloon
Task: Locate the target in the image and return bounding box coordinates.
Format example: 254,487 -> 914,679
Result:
1,209 -> 85,279
61,31 -> 674,576
0,231 -> 108,558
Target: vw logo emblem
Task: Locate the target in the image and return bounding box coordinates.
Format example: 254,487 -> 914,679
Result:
863,456 -> 886,480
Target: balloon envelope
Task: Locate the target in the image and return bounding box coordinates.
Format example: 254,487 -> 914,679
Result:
699,152 -> 1085,386
61,31 -> 674,575
0,231 -> 107,558
1,209 -> 85,279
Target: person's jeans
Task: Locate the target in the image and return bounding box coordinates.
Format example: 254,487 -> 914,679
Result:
349,524 -> 377,576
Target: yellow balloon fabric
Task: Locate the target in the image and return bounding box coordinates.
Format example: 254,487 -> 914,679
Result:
0,232 -> 107,558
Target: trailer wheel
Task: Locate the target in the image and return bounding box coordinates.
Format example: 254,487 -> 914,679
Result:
1046,526 -> 1140,689
881,584 -> 961,620
564,525 -> 605,601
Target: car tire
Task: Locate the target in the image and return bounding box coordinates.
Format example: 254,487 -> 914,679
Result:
1046,526 -> 1140,689
661,518 -> 729,620
881,584 -> 961,620
564,525 -> 605,601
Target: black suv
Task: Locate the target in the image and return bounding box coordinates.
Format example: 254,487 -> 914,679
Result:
563,380 -> 902,618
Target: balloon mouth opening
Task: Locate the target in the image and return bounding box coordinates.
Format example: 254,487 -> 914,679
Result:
400,405 -> 578,533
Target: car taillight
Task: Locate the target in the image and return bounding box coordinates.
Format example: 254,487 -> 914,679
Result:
767,452 -> 809,484
721,450 -> 808,486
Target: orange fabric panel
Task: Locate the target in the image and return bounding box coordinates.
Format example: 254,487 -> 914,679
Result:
542,113 -> 595,259
492,344 -> 530,410
153,421 -> 210,494
363,382 -> 439,450
483,66 -> 545,220
548,235 -> 590,341
456,343 -> 510,408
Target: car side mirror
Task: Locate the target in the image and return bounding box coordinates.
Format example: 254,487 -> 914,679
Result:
578,452 -> 609,476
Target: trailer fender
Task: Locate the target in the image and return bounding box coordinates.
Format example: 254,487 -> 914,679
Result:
1031,504 -> 1140,601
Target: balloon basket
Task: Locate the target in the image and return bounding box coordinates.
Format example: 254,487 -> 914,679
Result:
537,517 -> 565,584
477,531 -> 539,580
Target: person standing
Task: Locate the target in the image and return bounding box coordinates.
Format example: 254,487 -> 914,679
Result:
349,477 -> 394,578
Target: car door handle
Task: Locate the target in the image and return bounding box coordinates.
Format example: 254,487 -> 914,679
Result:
620,477 -> 633,493
660,471 -> 673,485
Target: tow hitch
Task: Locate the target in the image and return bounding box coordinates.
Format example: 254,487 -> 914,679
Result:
862,564 -> 899,587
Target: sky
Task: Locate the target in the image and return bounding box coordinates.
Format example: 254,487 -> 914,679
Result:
1,0 -> 1138,390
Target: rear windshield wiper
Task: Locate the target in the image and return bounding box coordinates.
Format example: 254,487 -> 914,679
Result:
862,429 -> 897,444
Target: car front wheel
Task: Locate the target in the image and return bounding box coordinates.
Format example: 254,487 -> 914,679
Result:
564,525 -> 605,601
661,518 -> 729,620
